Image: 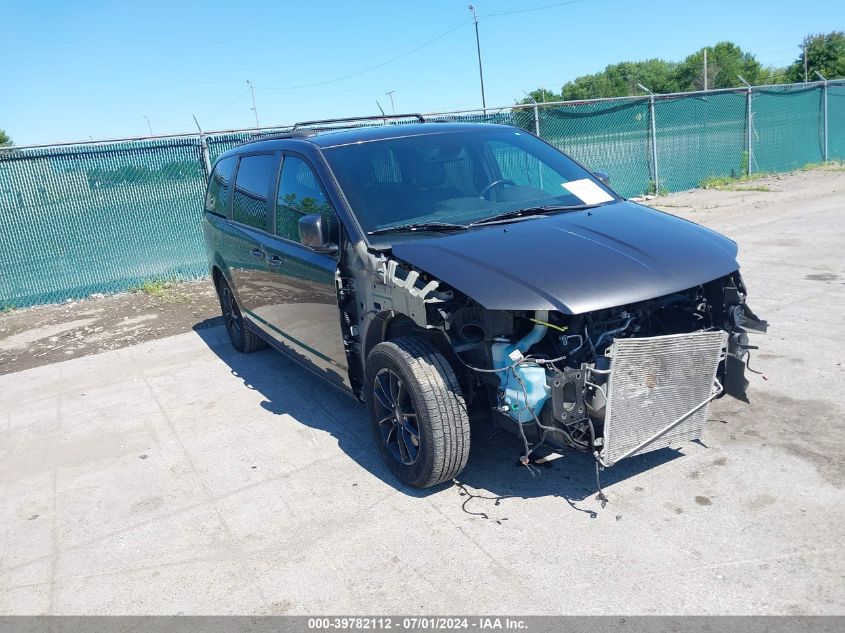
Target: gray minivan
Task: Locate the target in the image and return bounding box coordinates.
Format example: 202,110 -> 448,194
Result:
202,117 -> 765,490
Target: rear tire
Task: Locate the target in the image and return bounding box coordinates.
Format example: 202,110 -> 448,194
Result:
365,337 -> 470,488
215,276 -> 266,353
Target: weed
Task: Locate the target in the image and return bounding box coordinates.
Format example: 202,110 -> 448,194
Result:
700,172 -> 771,191
131,279 -> 173,297
129,279 -> 189,303
647,180 -> 669,196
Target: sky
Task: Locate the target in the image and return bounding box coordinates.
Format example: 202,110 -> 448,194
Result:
2,0 -> 841,145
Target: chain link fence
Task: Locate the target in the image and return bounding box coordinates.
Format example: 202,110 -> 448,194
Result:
1,79 -> 843,308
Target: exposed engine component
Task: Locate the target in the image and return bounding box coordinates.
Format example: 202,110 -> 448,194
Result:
446,273 -> 766,470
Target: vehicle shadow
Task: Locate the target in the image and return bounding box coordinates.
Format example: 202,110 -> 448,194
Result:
193,320 -> 683,511
193,319 -> 424,496
454,425 -> 681,518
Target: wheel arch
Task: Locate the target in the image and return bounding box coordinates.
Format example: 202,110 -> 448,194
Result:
361,311 -> 472,398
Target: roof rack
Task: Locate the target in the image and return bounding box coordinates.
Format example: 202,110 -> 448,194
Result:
292,113 -> 425,131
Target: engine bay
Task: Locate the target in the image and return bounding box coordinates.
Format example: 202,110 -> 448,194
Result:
438,272 -> 767,464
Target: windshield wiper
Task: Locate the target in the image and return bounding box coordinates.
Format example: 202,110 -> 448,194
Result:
366,221 -> 469,236
470,203 -> 603,227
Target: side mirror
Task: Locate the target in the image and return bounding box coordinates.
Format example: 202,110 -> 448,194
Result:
298,214 -> 337,254
593,171 -> 611,187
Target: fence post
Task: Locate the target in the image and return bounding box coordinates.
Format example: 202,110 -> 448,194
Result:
815,72 -> 829,162
198,133 -> 212,178
193,114 -> 212,178
649,94 -> 659,191
637,84 -> 660,193
739,76 -> 753,175
532,103 -> 540,137
746,88 -> 753,175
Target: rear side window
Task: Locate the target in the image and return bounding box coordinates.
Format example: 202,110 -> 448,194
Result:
275,156 -> 335,242
233,154 -> 277,230
205,156 -> 236,217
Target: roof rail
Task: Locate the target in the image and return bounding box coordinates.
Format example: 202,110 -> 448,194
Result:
292,113 -> 425,131
244,130 -> 316,142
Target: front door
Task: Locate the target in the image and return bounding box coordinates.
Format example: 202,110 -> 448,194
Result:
249,153 -> 349,389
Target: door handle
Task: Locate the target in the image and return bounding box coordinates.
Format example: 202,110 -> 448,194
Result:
267,255 -> 283,267
250,248 -> 265,259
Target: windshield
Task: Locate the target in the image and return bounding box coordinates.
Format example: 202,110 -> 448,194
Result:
321,126 -> 619,238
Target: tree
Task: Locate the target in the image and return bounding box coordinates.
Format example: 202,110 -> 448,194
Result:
560,59 -> 680,100
758,66 -> 789,85
0,129 -> 11,147
518,88 -> 563,105
675,42 -> 763,91
785,32 -> 845,82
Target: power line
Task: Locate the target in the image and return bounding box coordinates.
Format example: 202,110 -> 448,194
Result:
255,1 -> 592,93
201,88 -> 250,124
483,0 -> 589,18
257,19 -> 469,91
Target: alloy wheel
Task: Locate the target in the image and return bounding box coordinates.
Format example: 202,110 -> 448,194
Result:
373,368 -> 421,466
221,284 -> 243,339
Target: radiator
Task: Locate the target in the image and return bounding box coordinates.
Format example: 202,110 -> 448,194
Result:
600,330 -> 728,466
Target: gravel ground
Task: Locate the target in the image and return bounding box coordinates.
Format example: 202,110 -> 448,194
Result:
0,280 -> 220,375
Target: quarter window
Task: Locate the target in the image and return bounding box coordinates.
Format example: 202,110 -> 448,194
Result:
205,156 -> 236,217
275,156 -> 335,242
233,154 -> 277,230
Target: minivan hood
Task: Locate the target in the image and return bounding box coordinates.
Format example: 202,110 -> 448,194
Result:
390,201 -> 739,315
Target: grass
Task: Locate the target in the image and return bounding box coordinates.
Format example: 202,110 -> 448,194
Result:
802,160 -> 845,172
646,179 -> 668,197
129,279 -> 190,304
699,172 -> 771,191
700,160 -> 845,192
130,279 -> 177,298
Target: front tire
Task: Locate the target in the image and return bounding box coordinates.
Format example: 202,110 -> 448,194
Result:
365,337 -> 470,488
215,276 -> 266,353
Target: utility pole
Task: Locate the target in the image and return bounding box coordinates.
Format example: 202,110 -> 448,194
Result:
246,80 -> 260,128
803,44 -> 808,82
143,115 -> 153,136
468,5 -> 487,112
703,48 -> 708,91
386,90 -> 396,114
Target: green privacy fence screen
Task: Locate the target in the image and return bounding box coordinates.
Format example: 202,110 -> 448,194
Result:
1,79 -> 843,308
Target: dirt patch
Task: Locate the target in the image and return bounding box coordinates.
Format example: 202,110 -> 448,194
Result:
0,279 -> 220,375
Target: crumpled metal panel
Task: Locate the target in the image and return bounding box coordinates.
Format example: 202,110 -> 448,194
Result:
601,330 -> 728,466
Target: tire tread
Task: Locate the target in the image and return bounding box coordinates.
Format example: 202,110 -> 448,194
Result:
367,337 -> 470,488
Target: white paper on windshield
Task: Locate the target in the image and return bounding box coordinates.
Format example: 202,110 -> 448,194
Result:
562,178 -> 614,205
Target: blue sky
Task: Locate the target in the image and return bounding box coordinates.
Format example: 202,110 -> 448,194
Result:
2,0 -> 840,145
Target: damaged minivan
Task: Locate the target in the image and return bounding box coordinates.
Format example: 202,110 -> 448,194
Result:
202,117 -> 766,490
